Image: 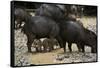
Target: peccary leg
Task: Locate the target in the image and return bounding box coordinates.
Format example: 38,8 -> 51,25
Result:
77,43 -> 84,52
37,40 -> 42,52
68,42 -> 72,52
27,34 -> 35,53
49,44 -> 54,51
77,43 -> 82,52
63,41 -> 66,53
56,37 -> 63,48
36,47 -> 39,52
38,45 -> 42,52
36,47 -> 41,52
27,40 -> 33,53
77,46 -> 81,52
91,46 -> 97,53
81,44 -> 85,53
43,42 -> 48,52
44,46 -> 47,52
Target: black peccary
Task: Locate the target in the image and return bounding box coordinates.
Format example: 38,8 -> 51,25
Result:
65,5 -> 84,18
35,4 -> 79,22
59,20 -> 97,53
21,16 -> 60,52
42,38 -> 59,52
33,39 -> 42,52
32,38 -> 59,52
35,4 -> 66,21
14,8 -> 60,53
14,8 -> 29,29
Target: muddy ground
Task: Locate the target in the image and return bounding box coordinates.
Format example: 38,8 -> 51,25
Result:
14,16 -> 97,66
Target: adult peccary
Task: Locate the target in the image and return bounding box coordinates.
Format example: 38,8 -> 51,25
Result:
14,8 -> 28,29
42,38 -> 59,52
35,4 -> 79,22
35,4 -> 66,21
14,8 -> 60,53
65,5 -> 84,18
21,16 -> 60,53
59,20 -> 97,53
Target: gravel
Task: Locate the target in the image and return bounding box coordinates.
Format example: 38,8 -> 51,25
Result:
55,52 -> 97,63
14,29 -> 31,66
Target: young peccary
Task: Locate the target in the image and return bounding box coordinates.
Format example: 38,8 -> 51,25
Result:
33,39 -> 42,52
42,38 -> 59,52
